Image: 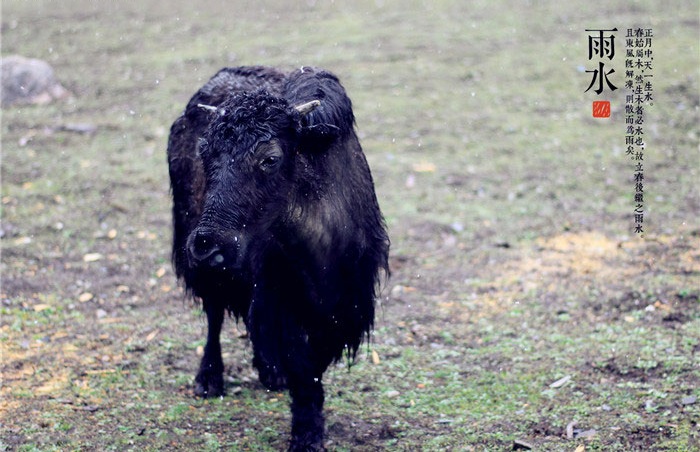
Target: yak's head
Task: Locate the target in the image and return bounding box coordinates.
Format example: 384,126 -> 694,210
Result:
186,90 -> 322,272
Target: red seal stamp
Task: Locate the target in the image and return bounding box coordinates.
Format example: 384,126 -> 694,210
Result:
592,100 -> 611,118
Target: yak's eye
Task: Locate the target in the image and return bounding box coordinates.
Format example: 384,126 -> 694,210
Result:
259,155 -> 281,171
256,141 -> 284,173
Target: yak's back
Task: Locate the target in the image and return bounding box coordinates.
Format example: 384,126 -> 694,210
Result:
177,66 -> 354,138
183,66 -> 286,124
203,66 -> 286,97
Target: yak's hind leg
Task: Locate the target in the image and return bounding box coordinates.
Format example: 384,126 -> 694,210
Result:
194,297 -> 225,398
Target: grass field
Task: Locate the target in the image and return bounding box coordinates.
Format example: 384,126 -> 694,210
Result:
2,1 -> 699,450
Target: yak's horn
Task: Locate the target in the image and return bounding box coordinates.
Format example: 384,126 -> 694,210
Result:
197,103 -> 219,113
294,100 -> 321,116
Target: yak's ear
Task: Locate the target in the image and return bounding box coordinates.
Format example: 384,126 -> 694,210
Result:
294,99 -> 342,149
294,100 -> 320,116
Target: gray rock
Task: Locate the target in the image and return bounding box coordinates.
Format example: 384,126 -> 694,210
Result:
1,55 -> 70,106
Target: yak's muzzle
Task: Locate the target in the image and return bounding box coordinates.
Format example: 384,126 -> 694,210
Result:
187,228 -> 245,270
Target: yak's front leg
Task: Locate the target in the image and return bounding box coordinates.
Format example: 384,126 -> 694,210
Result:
288,375 -> 325,451
250,297 -> 326,449
283,325 -> 326,450
194,299 -> 225,398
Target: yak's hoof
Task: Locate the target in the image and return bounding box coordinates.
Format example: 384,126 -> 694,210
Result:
258,367 -> 288,391
194,371 -> 224,398
288,438 -> 326,452
254,355 -> 288,390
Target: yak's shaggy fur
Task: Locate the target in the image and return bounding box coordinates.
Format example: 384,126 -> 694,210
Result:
167,66 -> 389,450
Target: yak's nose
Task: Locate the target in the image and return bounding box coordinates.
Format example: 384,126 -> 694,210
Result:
188,230 -> 223,266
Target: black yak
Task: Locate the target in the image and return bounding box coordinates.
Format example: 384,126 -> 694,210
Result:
167,66 -> 389,450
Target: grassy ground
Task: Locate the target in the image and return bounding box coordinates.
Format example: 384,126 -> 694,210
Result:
2,0 -> 699,450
